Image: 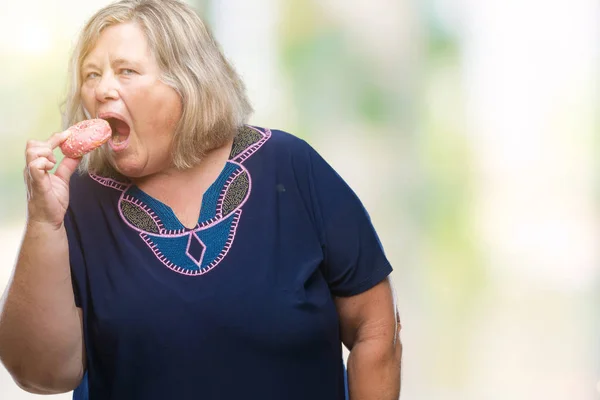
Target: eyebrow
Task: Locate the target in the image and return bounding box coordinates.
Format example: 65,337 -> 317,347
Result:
81,58 -> 140,70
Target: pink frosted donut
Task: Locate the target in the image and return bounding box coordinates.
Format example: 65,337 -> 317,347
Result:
60,119 -> 112,158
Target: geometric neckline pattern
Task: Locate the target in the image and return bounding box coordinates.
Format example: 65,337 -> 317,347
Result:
89,125 -> 272,276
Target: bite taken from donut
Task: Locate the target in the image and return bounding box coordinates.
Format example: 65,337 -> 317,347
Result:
60,119 -> 112,158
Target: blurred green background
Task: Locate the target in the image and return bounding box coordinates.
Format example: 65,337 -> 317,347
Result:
1,0 -> 599,399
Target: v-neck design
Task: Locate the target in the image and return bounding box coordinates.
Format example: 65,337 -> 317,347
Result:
89,125 -> 271,275
125,159 -> 236,232
123,132 -> 237,231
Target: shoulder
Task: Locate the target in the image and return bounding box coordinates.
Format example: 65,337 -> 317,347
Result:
248,126 -> 348,187
260,127 -> 308,148
251,126 -> 352,195
243,125 -> 308,150
68,168 -> 127,210
69,169 -> 97,196
249,125 -> 322,165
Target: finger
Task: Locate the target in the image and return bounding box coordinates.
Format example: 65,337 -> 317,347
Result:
25,146 -> 56,165
54,156 -> 82,185
46,130 -> 71,149
25,140 -> 47,150
23,168 -> 33,201
25,140 -> 56,162
28,158 -> 56,181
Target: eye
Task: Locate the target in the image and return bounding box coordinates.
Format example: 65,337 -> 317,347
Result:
85,72 -> 100,80
121,69 -> 137,75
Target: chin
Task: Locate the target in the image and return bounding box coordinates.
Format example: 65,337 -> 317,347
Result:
110,156 -> 147,179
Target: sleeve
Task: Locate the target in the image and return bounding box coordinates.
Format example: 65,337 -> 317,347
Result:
64,206 -> 87,308
306,144 -> 393,297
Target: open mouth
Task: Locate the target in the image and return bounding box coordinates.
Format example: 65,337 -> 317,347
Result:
102,116 -> 131,151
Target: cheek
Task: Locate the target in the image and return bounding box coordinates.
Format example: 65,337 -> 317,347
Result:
80,87 -> 95,112
145,99 -> 180,134
151,85 -> 182,125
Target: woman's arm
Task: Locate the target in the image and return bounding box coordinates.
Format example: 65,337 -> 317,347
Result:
335,277 -> 402,399
0,223 -> 85,394
0,133 -> 85,393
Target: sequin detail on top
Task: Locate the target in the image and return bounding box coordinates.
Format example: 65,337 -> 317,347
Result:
89,126 -> 271,276
229,126 -> 263,159
120,201 -> 161,234
221,171 -> 250,217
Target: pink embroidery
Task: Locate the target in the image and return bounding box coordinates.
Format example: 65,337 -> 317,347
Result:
89,126 -> 271,276
185,232 -> 207,267
138,210 -> 242,276
204,210 -> 242,272
231,126 -> 271,163
89,174 -> 128,191
121,194 -> 165,234
216,164 -> 251,219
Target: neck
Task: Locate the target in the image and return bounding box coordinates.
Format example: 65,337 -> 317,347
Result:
135,138 -> 232,185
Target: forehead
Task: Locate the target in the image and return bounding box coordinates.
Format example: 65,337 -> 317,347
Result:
83,22 -> 152,64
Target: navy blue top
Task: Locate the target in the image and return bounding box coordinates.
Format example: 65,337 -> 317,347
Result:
66,126 -> 392,400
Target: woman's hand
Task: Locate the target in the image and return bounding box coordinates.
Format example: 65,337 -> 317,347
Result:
24,131 -> 81,230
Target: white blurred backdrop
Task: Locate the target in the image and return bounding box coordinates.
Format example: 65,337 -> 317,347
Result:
0,0 -> 598,399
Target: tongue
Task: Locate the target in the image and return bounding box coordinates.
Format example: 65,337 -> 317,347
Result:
111,119 -> 130,136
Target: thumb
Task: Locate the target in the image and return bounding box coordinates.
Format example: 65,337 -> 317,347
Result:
54,156 -> 82,185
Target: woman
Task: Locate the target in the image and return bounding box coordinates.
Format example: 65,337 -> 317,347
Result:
0,0 -> 402,399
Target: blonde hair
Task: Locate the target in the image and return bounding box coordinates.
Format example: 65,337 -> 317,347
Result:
61,0 -> 253,176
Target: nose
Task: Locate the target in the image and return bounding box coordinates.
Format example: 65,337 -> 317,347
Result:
95,73 -> 120,103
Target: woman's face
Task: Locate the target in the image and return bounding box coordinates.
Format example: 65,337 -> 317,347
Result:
80,22 -> 182,178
